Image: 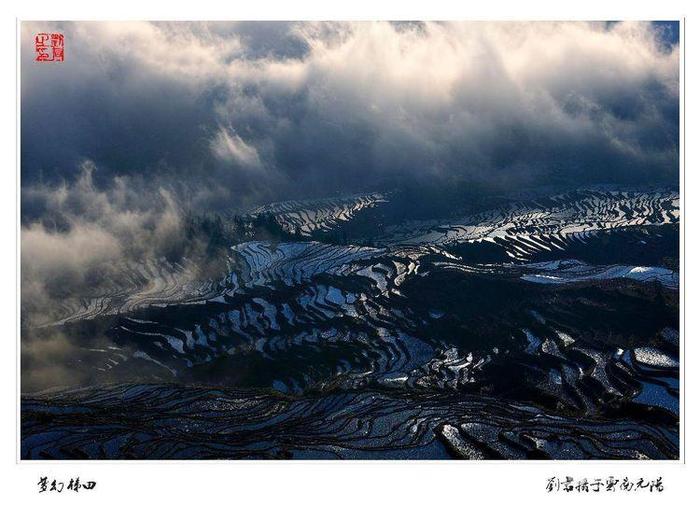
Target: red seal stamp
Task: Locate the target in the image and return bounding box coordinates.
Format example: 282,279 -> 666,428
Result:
35,33 -> 64,62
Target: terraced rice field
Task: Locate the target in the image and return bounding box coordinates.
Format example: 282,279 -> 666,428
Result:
21,188 -> 680,459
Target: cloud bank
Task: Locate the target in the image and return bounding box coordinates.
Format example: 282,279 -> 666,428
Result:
22,21 -> 679,210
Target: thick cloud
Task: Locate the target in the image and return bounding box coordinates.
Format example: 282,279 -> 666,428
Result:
21,21 -> 679,210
